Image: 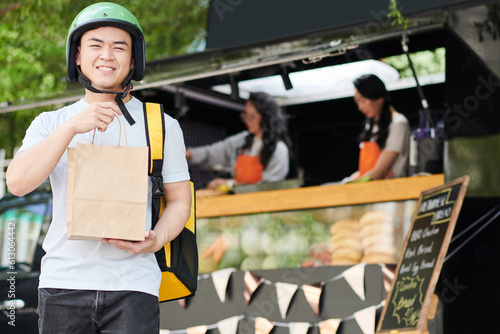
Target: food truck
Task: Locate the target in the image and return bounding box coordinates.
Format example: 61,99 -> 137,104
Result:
1,1 -> 499,333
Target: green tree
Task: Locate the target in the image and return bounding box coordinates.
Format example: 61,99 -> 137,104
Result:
0,0 -> 208,156
382,48 -> 446,79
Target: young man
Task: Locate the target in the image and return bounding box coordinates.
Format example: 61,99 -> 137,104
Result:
6,3 -> 191,333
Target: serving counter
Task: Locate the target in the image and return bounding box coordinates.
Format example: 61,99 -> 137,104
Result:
196,175 -> 444,218
195,174 -> 444,273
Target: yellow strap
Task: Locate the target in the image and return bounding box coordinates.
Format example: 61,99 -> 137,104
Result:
145,102 -> 197,301
186,182 -> 195,233
145,102 -> 164,174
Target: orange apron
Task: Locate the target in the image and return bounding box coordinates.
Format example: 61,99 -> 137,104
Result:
358,141 -> 380,176
234,155 -> 263,185
358,141 -> 392,178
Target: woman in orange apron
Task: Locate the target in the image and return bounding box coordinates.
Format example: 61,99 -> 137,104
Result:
186,92 -> 293,191
343,74 -> 409,182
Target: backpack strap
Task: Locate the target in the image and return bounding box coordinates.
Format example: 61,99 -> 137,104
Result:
143,102 -> 198,301
143,102 -> 166,228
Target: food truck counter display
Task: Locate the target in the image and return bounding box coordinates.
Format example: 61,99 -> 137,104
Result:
195,174 -> 444,273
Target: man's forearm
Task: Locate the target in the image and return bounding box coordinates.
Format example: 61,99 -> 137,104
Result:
6,122 -> 76,196
153,198 -> 191,249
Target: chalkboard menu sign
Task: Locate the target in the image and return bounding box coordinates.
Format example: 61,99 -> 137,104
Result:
376,176 -> 469,333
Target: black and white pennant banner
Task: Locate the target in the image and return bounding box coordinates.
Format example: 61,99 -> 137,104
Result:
318,319 -> 341,334
212,268 -> 236,303
254,317 -> 274,334
289,322 -> 310,334
276,282 -> 299,319
353,305 -> 376,334
342,263 -> 366,301
217,316 -> 240,334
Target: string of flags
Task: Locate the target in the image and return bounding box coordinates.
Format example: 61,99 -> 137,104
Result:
203,263 -> 393,316
163,264 -> 394,334
160,304 -> 383,334
250,303 -> 381,334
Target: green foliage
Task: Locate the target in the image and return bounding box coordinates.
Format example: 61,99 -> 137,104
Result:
129,0 -> 209,59
382,48 -> 446,78
388,0 -> 409,29
0,0 -> 209,154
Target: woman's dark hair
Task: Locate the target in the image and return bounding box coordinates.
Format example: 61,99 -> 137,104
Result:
241,92 -> 293,168
354,74 -> 392,149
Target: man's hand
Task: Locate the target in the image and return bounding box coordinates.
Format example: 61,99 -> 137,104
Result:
7,102 -> 122,197
104,181 -> 191,255
68,102 -> 123,134
102,230 -> 164,254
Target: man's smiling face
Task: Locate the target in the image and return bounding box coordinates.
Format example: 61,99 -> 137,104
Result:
76,26 -> 134,92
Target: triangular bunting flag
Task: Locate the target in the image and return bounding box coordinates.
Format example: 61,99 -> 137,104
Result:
212,268 -> 236,303
289,322 -> 310,334
186,325 -> 208,334
343,263 -> 366,300
276,282 -> 299,319
354,305 -> 376,334
302,282 -> 323,315
255,317 -> 274,334
244,271 -> 264,305
218,316 -> 240,334
381,264 -> 395,293
319,319 -> 341,334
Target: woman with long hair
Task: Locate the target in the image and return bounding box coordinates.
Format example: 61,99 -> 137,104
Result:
186,92 -> 292,190
345,74 -> 410,182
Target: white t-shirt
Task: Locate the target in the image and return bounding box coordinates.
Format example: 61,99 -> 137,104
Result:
369,111 -> 410,178
18,97 -> 190,296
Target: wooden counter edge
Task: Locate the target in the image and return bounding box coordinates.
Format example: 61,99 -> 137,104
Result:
196,174 -> 444,218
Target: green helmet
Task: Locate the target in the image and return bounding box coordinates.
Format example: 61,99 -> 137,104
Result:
66,2 -> 145,83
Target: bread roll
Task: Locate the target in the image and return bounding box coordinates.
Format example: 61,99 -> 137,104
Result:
361,234 -> 394,249
364,243 -> 397,256
361,253 -> 398,264
331,257 -> 360,266
331,238 -> 363,252
332,247 -> 362,261
331,229 -> 360,242
359,211 -> 392,227
360,221 -> 394,238
330,219 -> 359,234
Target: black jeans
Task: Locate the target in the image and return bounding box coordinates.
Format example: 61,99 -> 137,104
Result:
38,288 -> 159,334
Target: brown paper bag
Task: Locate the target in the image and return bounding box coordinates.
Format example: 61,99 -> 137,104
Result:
66,122 -> 149,241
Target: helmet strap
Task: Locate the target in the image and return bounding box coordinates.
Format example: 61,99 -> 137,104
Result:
121,66 -> 135,89
76,66 -> 136,125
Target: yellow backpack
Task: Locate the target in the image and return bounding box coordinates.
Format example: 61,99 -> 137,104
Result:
143,102 -> 198,302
